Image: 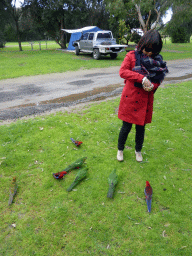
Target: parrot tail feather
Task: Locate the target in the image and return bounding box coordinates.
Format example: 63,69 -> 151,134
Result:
107,184 -> 115,199
67,181 -> 78,192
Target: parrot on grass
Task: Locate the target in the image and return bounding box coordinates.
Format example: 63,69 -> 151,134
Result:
107,169 -> 118,199
67,167 -> 88,192
62,157 -> 87,173
144,181 -> 153,213
70,138 -> 83,147
8,177 -> 18,205
53,171 -> 67,179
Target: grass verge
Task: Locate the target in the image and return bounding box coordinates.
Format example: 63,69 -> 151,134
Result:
0,81 -> 191,255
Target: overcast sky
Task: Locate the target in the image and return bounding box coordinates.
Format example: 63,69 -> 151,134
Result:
14,0 -> 172,24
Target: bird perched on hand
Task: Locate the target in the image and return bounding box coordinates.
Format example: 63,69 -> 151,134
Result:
144,181 -> 153,213
107,169 -> 118,199
70,138 -> 83,147
63,157 -> 87,173
53,171 -> 67,179
8,177 -> 18,205
67,167 -> 88,192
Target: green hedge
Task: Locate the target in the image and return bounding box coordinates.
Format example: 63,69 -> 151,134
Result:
171,27 -> 190,43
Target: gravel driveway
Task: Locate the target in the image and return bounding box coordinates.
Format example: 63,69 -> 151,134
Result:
0,59 -> 192,124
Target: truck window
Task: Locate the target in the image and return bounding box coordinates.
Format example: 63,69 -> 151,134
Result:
82,33 -> 89,40
97,33 -> 112,39
88,33 -> 94,40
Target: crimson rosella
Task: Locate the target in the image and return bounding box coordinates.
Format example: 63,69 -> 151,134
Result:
107,169 -> 118,199
144,181 -> 153,212
53,171 -> 67,179
8,177 -> 18,205
70,138 -> 83,147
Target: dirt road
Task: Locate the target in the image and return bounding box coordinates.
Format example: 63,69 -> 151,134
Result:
0,59 -> 192,123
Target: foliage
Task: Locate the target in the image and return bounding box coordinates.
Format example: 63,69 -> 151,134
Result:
105,0 -> 170,34
118,19 -> 131,44
166,1 -> 192,41
22,0 -> 110,49
130,31 -> 141,43
0,81 -> 192,255
170,27 -> 190,43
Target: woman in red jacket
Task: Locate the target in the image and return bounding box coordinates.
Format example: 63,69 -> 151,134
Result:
117,30 -> 168,162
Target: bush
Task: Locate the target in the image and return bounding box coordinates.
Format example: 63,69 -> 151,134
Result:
130,32 -> 141,44
170,27 -> 190,43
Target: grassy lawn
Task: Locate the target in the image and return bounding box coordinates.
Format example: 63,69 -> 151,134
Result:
0,40 -> 192,80
0,81 -> 191,255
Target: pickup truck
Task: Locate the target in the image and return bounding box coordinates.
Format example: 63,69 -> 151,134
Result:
72,30 -> 127,60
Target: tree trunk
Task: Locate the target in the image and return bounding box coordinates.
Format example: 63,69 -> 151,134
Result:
132,0 -> 161,32
60,11 -> 66,49
15,19 -> 22,51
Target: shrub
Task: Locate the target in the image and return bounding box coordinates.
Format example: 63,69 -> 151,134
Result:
170,27 -> 190,43
130,32 -> 141,44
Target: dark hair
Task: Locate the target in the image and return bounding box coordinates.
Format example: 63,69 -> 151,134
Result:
137,30 -> 163,55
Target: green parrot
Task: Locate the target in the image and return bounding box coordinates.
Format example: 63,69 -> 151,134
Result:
67,167 -> 88,192
107,169 -> 118,199
63,157 -> 87,173
8,177 -> 18,205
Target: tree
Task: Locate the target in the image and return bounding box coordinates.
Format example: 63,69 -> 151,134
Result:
105,0 -> 170,35
166,1 -> 192,42
0,0 -> 12,47
11,0 -> 23,51
130,0 -> 170,33
23,0 -> 110,49
0,0 -> 23,50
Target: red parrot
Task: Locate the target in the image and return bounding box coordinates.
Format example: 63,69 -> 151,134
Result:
53,171 -> 67,179
144,181 -> 153,213
70,138 -> 82,147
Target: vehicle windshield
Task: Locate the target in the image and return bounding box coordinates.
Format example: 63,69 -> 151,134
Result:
97,32 -> 112,39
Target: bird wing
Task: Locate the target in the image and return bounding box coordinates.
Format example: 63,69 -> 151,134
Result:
70,138 -> 82,146
108,170 -> 118,185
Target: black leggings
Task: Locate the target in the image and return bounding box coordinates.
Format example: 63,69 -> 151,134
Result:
118,121 -> 145,152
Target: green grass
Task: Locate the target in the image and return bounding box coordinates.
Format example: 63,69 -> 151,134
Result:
0,81 -> 192,255
1,40 -> 192,80
3,41 -> 59,52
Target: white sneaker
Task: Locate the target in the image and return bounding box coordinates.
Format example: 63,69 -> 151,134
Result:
135,151 -> 143,162
117,150 -> 124,161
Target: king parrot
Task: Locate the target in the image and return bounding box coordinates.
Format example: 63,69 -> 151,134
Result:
144,181 -> 153,212
53,171 -> 67,179
8,177 -> 18,205
62,157 -> 87,173
107,169 -> 118,199
70,138 -> 83,147
67,167 -> 88,192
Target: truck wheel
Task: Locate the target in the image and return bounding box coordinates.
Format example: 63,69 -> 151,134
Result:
93,49 -> 101,60
75,46 -> 80,55
110,53 -> 117,59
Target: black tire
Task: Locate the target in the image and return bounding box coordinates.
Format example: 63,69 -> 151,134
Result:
75,46 -> 80,55
110,53 -> 118,59
93,49 -> 101,60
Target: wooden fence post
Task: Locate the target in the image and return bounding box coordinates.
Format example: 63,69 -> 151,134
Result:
29,42 -> 34,50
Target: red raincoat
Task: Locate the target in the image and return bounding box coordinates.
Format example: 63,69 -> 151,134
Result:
118,51 -> 160,126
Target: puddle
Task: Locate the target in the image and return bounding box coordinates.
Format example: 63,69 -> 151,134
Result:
68,79 -> 93,86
